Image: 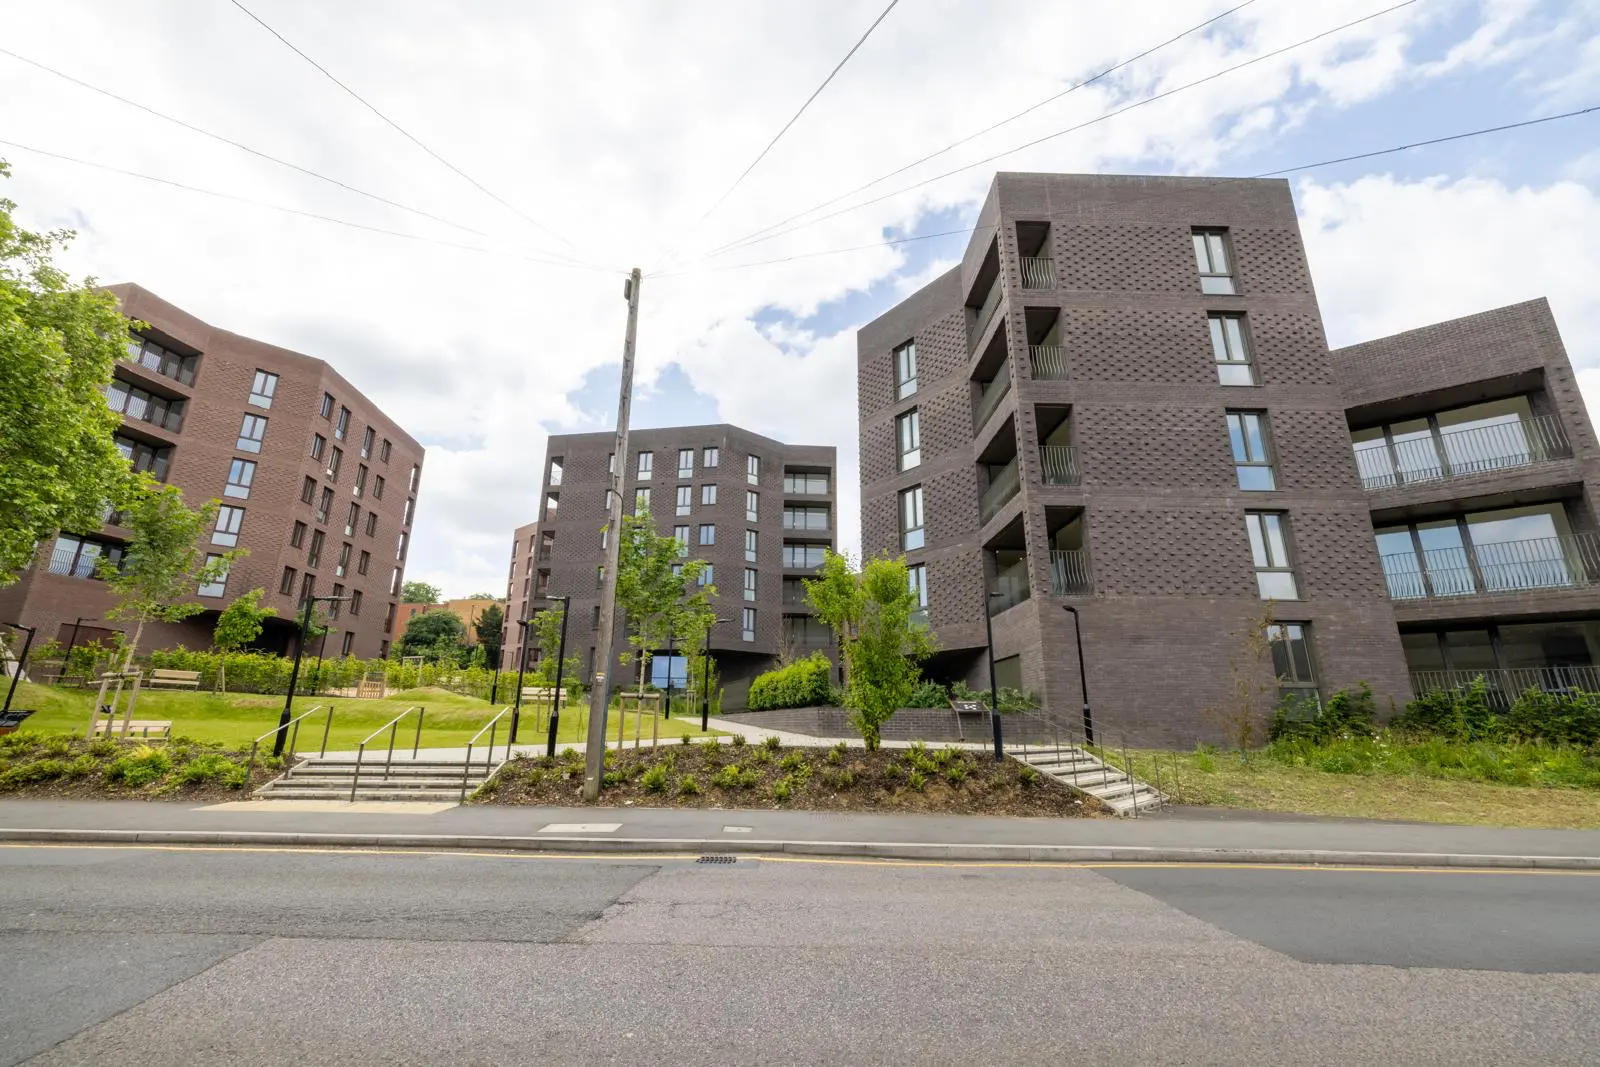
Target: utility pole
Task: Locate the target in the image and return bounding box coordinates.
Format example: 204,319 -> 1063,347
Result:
584,267 -> 642,802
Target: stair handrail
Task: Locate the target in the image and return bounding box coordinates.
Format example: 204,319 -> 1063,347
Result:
350,705 -> 424,802
1001,705 -> 1159,815
245,704 -> 331,785
461,705 -> 514,801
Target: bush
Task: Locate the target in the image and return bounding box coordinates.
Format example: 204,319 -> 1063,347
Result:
0,758 -> 72,787
730,733 -> 747,748
678,774 -> 701,796
762,734 -> 782,752
780,751 -> 806,772
747,652 -> 833,711
640,764 -> 669,793
713,764 -> 745,789
1394,677 -> 1499,740
1270,684 -> 1378,745
173,754 -> 248,789
903,679 -> 947,709
105,747 -> 172,788
772,777 -> 794,802
1506,687 -> 1600,747
907,769 -> 927,791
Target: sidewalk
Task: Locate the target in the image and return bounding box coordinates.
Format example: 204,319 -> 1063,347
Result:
3,797 -> 1599,869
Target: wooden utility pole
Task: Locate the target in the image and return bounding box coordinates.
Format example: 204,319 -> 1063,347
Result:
584,267 -> 642,801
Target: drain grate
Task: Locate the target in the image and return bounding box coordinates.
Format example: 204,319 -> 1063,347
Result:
696,854 -> 737,864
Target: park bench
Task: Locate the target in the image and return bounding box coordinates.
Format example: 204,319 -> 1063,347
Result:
90,719 -> 172,740
520,686 -> 570,708
144,669 -> 201,691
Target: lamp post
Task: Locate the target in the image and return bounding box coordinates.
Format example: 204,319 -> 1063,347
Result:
984,592 -> 1004,760
2,621 -> 37,717
273,595 -> 349,757
511,616 -> 533,744
60,617 -> 89,685
1061,605 -> 1095,745
489,613 -> 508,704
542,595 -> 570,757
663,620 -> 675,719
700,617 -> 727,732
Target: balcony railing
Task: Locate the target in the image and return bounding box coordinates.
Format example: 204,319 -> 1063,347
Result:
968,280 -> 1002,353
1410,666 -> 1600,708
1040,445 -> 1079,485
1030,345 -> 1068,380
1380,533 -> 1600,600
1051,549 -> 1091,595
1356,415 -> 1571,491
1020,257 -> 1056,289
989,566 -> 1031,615
979,459 -> 1020,522
973,363 -> 1012,431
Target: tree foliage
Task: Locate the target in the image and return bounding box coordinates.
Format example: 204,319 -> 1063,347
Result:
214,588 -> 276,652
398,608 -> 466,660
0,160 -> 138,585
400,580 -> 440,604
103,478 -> 239,669
614,513 -> 714,694
474,603 -> 504,664
529,605 -> 583,690
464,591 -> 498,602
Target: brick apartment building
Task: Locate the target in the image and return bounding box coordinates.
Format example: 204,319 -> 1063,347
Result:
858,171 -> 1600,746
0,284 -> 425,660
509,425 -> 836,707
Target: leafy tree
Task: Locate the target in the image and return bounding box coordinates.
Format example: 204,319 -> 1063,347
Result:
0,160 -> 138,584
400,580 -> 441,604
212,588 -> 276,694
103,478 -> 240,669
474,603 -> 504,664
398,607 -> 466,661
529,605 -> 582,688
615,513 -> 712,698
464,592 -> 498,601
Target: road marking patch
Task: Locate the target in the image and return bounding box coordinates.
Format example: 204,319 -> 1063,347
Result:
723,826 -> 753,833
537,823 -> 622,834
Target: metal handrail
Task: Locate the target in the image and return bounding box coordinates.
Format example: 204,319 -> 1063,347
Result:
1380,532 -> 1600,600
1355,414 -> 1571,490
1050,549 -> 1092,595
461,706 -> 515,800
1040,445 -> 1079,485
1030,344 -> 1068,379
349,705 -> 423,801
1020,257 -> 1056,289
245,704 -> 331,784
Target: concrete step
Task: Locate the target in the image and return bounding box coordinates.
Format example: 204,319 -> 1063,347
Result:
1017,749 -> 1090,765
274,776 -> 489,790
1101,791 -> 1165,816
285,765 -> 493,780
255,787 -> 473,801
1081,779 -> 1155,803
1057,769 -> 1131,788
1028,759 -> 1109,776
290,760 -> 493,774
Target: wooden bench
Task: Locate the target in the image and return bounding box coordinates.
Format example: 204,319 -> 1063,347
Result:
144,669 -> 201,690
521,686 -> 570,708
91,719 -> 173,740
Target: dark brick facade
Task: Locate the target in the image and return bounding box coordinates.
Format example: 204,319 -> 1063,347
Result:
0,284 -> 425,660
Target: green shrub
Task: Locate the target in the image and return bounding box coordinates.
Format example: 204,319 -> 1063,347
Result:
65,755 -> 99,779
826,746 -> 844,766
1505,687 -> 1600,747
1395,677 -> 1499,740
747,652 -> 833,711
763,734 -> 782,752
730,733 -> 747,748
641,764 -> 669,793
678,774 -> 701,796
104,748 -> 172,788
0,758 -> 72,787
1017,766 -> 1041,787
713,764 -> 744,789
772,777 -> 793,802
1270,684 -> 1378,744
88,739 -> 120,758
907,769 -> 927,791
602,770 -> 625,787
903,679 -> 947,709
945,762 -> 969,784
822,767 -> 856,790
780,751 -> 806,772
40,736 -> 73,757
173,754 -> 248,789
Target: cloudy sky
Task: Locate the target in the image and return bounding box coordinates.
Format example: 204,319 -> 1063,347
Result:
5,0 -> 1598,598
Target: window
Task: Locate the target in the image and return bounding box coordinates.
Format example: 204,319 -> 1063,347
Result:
308,530 -> 324,568
676,485 -> 693,516
212,505 -> 245,547
1226,411 -> 1276,490
290,521 -> 307,548
225,459 -> 256,499
321,393 -> 335,419
900,486 -> 925,551
747,454 -> 761,485
105,379 -> 186,431
1192,228 -> 1236,295
897,410 -> 921,470
327,446 -> 343,480
353,464 -> 368,498
361,426 -> 375,459
1267,622 -> 1318,704
345,502 -> 360,536
380,438 -> 392,463
673,525 -> 690,555
358,549 -> 370,576
114,435 -> 172,480
403,497 -> 414,525
329,584 -> 344,617
591,605 -> 602,629
310,434 -> 326,461
637,450 -> 654,479
894,340 -> 917,399
783,506 -> 829,530
126,334 -> 199,384
677,448 -> 694,478
389,569 -> 401,596
317,487 -> 334,524
783,472 -> 829,494
1245,512 -> 1298,600
336,542 -> 352,578
300,476 -> 317,505
746,491 -> 759,522
301,572 -> 317,601
908,563 -> 929,626
341,632 -> 355,656
784,615 -> 832,646
365,512 -> 378,537
198,554 -> 228,598
351,591 -> 364,618
597,565 -> 606,589
280,566 -> 296,595
634,487 -> 652,515
698,484 -> 716,507
236,414 -> 268,452
372,474 -> 384,500
742,607 -> 756,642
409,464 -> 420,492
745,529 -> 758,563
334,406 -> 349,439
1210,313 -> 1254,386
698,564 -> 715,587
703,446 -> 719,468
396,530 -> 409,560
783,542 -> 827,568
249,370 -> 278,408
671,563 -> 683,579
46,535 -> 123,578
743,568 -> 757,602
699,524 -> 716,546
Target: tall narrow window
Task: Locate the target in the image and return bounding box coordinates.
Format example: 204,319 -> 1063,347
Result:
290,520 -> 307,548
361,426 -> 375,459
900,486 -> 925,551
745,490 -> 759,522
676,485 -> 692,516
310,433 -> 326,461
1192,228 -> 1236,294
345,502 -> 360,536
742,607 -> 756,642
747,455 -> 761,485
677,448 -> 694,478
300,476 -> 317,505
341,632 -> 356,655
548,456 -> 564,486
248,370 -> 278,408
308,530 -> 324,568
1267,622 -> 1318,703
743,567 -> 757,601
699,564 -> 715,587
745,529 -> 758,563
897,410 -> 921,470
673,525 -> 690,555
409,464 -> 420,492
637,451 -> 654,479
197,554 -> 228,598
326,446 -> 343,480
894,341 -> 918,399
699,524 -> 716,546
335,406 -> 351,440
336,542 -> 352,578
1226,411 -> 1276,490
236,414 -> 268,453
1245,512 -> 1298,600
317,487 -> 334,524
225,459 -> 256,499
634,487 -> 652,514
403,497 -> 414,525
212,505 -> 245,547
396,530 -> 409,560
280,566 -> 297,595
372,474 -> 384,500
358,549 -> 371,575
380,438 -> 392,463
703,446 -> 719,468
1210,313 -> 1254,386
701,484 -> 717,506
365,512 -> 378,537
353,464 -> 368,498
908,563 -> 929,626
320,393 -> 334,419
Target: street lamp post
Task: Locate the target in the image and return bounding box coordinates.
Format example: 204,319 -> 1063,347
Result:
542,595 -> 570,758
511,616 -> 533,743
700,617 -> 726,732
59,617 -> 89,685
489,614 -> 508,704
984,593 -> 1004,760
2,621 -> 37,717
663,621 -> 675,719
1061,605 -> 1095,745
273,595 -> 349,757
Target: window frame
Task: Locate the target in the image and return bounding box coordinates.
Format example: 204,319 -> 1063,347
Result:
743,567 -> 757,602
745,490 -> 759,522
636,450 -> 654,479
677,448 -> 694,478
225,458 -> 256,500
894,340 -> 918,400
197,553 -> 228,598
1245,511 -> 1299,600
897,409 -> 921,471
676,485 -> 693,516
212,505 -> 245,547
1192,228 -> 1237,295
236,413 -> 268,453
249,369 -> 279,408
320,393 -> 335,419
742,606 -> 756,642
703,446 -> 719,468
699,523 -> 716,546
745,529 -> 758,563
747,454 -> 761,485
1226,410 -> 1277,491
900,486 -> 925,551
1209,313 -> 1255,386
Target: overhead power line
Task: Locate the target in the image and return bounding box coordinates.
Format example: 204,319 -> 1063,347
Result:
700,0 -> 1260,260
0,138 -> 625,275
650,104 -> 1600,278
691,0 -> 1421,265
225,0 -> 581,255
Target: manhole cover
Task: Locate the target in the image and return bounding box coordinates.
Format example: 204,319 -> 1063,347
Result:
696,854 -> 737,864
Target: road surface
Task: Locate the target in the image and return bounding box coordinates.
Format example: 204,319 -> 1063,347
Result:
3,843 -> 1598,1065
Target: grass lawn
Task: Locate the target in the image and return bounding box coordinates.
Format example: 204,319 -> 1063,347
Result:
5,681 -> 717,751
1128,747 -> 1600,830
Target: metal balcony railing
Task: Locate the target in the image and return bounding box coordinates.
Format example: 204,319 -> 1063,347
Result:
1410,666 -> 1600,707
1020,257 -> 1056,289
973,363 -> 1012,431
1030,345 -> 1068,380
1380,533 -> 1600,600
968,280 -> 1002,353
1050,549 -> 1091,595
979,459 -> 1021,522
1355,415 -> 1571,490
1040,445 -> 1079,485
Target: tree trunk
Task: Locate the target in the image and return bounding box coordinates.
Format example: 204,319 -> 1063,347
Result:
121,618 -> 147,673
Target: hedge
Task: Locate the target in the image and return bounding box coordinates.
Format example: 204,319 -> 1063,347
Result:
747,653 -> 833,711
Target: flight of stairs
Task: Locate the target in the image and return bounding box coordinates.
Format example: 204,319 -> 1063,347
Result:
1012,746 -> 1164,816
255,755 -> 500,801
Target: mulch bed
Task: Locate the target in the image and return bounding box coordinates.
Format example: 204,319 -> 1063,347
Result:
480,738 -> 1106,817
0,734 -> 279,801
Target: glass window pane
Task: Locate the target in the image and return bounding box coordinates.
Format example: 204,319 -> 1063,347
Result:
1262,515 -> 1289,566
1217,363 -> 1253,386
1400,632 -> 1446,672
1237,466 -> 1275,491
1223,317 -> 1246,358
1226,414 -> 1246,461
1443,629 -> 1496,672
1209,316 -> 1227,358
1256,571 -> 1298,600
1245,515 -> 1268,567
1192,233 -> 1209,273
1200,275 -> 1236,295
1206,233 -> 1229,274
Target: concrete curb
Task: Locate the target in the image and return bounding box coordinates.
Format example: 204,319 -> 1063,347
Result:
3,827 -> 1599,869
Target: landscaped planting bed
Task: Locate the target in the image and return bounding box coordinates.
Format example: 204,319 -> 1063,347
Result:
480,736 -> 1104,817
0,733 -> 279,801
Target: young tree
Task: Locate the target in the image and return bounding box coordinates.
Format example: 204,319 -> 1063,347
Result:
530,605 -> 582,688
400,580 -> 441,604
103,479 -> 240,669
212,588 -> 277,694
474,603 -> 504,664
614,514 -> 709,699
0,161 -> 138,585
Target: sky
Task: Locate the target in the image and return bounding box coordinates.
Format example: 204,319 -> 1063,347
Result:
4,0 -> 1598,599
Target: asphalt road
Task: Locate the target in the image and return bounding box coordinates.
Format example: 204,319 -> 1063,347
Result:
3,845 -> 1599,1066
